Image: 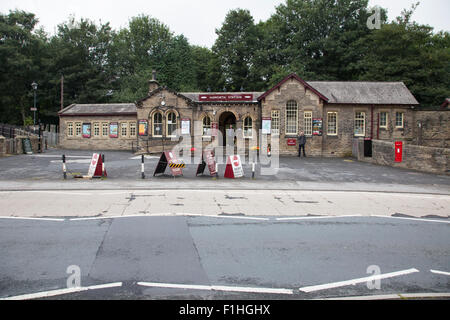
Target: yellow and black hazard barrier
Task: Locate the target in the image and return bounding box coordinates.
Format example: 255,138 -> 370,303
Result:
169,162 -> 186,169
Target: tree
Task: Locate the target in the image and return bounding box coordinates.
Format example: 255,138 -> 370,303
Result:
266,0 -> 386,81
212,9 -> 260,91
356,3 -> 450,106
0,10 -> 44,125
48,17 -> 114,107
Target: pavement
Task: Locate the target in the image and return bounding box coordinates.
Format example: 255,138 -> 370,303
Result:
0,148 -> 449,219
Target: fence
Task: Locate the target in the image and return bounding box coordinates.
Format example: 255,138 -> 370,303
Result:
0,123 -> 59,155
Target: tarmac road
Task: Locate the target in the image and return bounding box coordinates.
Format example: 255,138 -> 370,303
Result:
0,215 -> 448,300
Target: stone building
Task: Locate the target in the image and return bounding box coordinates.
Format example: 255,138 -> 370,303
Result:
59,73 -> 421,156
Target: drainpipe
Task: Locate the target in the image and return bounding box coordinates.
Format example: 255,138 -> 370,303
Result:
370,106 -> 374,140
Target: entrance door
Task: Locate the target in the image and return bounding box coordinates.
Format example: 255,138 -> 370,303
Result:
219,112 -> 236,146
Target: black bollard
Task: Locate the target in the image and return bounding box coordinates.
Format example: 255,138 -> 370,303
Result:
101,154 -> 105,177
141,154 -> 145,179
62,154 -> 67,180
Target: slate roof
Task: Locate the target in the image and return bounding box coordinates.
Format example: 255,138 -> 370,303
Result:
59,103 -> 136,116
306,81 -> 419,105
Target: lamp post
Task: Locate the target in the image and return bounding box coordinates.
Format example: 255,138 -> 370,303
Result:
31,81 -> 38,126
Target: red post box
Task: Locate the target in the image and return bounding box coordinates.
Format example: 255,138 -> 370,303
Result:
395,141 -> 403,163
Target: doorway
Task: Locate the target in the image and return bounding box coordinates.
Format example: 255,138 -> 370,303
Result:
219,112 -> 236,146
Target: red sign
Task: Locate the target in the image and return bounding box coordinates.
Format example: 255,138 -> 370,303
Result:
199,94 -> 253,102
395,141 -> 403,163
224,155 -> 244,179
287,138 -> 297,146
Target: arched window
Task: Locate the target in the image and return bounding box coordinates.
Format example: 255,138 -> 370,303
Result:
285,100 -> 298,135
243,116 -> 253,138
153,112 -> 163,137
202,116 -> 211,136
166,111 -> 177,137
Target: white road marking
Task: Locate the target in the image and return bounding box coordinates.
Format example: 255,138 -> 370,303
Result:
430,269 -> 450,276
371,215 -> 450,224
315,292 -> 450,300
137,282 -> 293,295
50,159 -> 91,164
276,215 -> 362,221
299,268 -> 420,293
0,282 -> 122,300
129,155 -> 160,160
211,285 -> 293,295
30,155 -> 92,158
69,214 -> 269,221
0,216 -> 65,222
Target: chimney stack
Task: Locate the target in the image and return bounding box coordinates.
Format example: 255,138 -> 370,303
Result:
148,69 -> 160,93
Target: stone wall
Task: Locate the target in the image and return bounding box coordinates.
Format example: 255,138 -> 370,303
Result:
412,110 -> 449,148
59,115 -> 137,151
0,135 -> 43,155
369,139 -> 449,174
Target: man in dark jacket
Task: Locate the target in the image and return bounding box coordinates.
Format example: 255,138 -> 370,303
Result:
298,131 -> 306,157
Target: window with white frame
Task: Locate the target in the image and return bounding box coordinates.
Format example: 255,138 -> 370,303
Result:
102,122 -> 109,137
285,100 -> 298,135
121,122 -> 128,137
67,122 -> 74,136
354,112 -> 366,136
304,111 -> 312,136
153,112 -> 163,137
243,116 -> 253,138
271,110 -> 279,135
129,122 -> 136,137
75,122 -> 82,137
327,112 -> 338,135
395,112 -> 404,128
202,116 -> 211,136
93,122 -> 100,137
166,112 -> 177,137
379,112 -> 388,128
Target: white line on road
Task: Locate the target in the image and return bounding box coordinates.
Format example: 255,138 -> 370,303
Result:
315,292 -> 450,300
299,268 -> 420,293
430,269 -> 450,276
276,215 -> 362,221
371,215 -> 450,224
69,213 -> 270,221
0,282 -> 123,300
0,216 -> 65,222
137,282 -> 294,295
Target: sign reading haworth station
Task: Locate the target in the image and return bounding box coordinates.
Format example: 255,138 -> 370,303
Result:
58,73 -> 419,157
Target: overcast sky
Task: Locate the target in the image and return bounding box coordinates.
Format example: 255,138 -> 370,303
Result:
1,0 -> 448,48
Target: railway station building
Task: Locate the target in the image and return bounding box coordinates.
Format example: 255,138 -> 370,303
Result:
58,73 -> 421,156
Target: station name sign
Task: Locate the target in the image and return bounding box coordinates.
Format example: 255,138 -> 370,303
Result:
199,94 -> 253,102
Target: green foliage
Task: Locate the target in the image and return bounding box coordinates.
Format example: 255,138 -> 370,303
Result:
0,1 -> 448,125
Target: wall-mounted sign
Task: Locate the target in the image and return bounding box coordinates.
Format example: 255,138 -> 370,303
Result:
199,94 -> 253,102
109,122 -> 118,138
138,120 -> 148,136
181,118 -> 190,135
82,123 -> 91,138
287,138 -> 297,146
262,117 -> 271,134
312,118 -> 323,136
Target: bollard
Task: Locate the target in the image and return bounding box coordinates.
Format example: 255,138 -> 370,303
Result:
101,154 -> 105,177
141,154 -> 145,179
252,162 -> 255,179
62,154 -> 67,180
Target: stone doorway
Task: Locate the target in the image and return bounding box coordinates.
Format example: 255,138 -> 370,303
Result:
219,112 -> 236,146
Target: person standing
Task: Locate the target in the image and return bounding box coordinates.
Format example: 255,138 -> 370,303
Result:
298,131 -> 306,157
